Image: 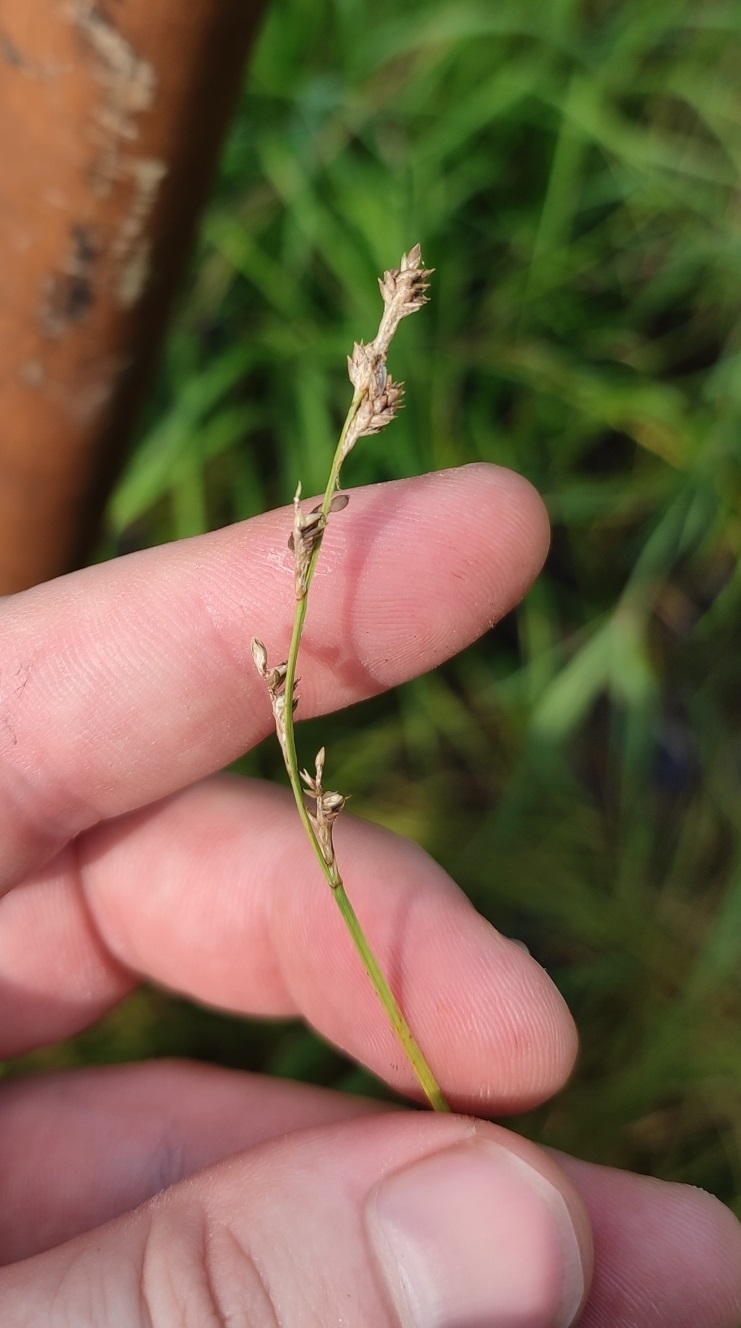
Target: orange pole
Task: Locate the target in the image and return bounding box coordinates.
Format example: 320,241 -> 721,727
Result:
0,0 -> 267,592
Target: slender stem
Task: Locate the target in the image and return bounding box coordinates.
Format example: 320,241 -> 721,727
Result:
280,393 -> 451,1113
333,881 -> 451,1113
281,388 -> 363,806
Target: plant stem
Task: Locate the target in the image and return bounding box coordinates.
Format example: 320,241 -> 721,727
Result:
332,880 -> 451,1113
280,392 -> 451,1113
280,388 -> 362,832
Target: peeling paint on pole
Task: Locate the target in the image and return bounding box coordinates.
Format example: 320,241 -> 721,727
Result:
0,0 -> 267,592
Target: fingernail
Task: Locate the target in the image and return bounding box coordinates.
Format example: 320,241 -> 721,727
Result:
366,1138 -> 584,1328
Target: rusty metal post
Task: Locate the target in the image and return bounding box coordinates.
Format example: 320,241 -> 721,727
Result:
0,0 -> 267,592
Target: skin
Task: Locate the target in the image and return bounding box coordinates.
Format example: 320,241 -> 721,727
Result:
0,463 -> 739,1326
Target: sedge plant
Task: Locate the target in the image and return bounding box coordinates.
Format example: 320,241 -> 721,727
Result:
252,245 -> 450,1113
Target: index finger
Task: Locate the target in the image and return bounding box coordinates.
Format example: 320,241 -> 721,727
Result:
0,464 -> 548,893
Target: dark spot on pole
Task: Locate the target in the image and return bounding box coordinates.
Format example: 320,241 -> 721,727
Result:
1,34 -> 25,66
40,223 -> 101,337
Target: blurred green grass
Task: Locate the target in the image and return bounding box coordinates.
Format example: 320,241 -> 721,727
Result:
23,0 -> 741,1213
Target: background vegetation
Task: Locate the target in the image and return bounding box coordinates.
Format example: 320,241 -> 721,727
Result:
24,0 -> 741,1215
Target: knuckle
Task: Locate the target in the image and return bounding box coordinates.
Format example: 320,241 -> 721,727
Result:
139,1198 -> 280,1328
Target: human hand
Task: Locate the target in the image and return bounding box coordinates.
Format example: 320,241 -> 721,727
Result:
0,465 -> 739,1326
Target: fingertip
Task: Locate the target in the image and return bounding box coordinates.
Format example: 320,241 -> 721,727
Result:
554,1154 -> 741,1328
660,1181 -> 741,1320
332,462 -> 550,693
367,1127 -> 589,1328
459,460 -> 551,589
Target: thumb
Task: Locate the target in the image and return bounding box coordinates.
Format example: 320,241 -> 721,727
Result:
0,1114 -> 590,1327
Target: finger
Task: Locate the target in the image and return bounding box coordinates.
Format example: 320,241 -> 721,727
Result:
0,1061 -> 386,1264
4,1067 -> 740,1328
555,1152 -> 741,1328
0,464 -> 549,893
0,1112 -> 591,1328
3,778 -> 578,1115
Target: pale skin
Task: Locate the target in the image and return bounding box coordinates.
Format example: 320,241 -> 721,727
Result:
0,463 -> 739,1326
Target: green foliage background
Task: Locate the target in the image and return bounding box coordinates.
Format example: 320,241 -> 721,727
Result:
27,0 -> 741,1214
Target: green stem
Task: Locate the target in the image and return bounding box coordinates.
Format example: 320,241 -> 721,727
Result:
333,881 -> 451,1113
281,392 -> 451,1113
